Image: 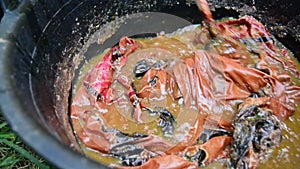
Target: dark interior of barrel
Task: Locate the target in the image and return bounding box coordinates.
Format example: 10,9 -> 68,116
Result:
1,0 -> 299,168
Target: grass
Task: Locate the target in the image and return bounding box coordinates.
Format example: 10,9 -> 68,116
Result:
0,112 -> 54,169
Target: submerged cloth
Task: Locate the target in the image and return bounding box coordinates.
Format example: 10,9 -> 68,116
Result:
71,16 -> 300,168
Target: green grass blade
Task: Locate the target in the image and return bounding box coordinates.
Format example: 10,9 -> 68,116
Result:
0,133 -> 15,139
0,147 -> 10,151
0,122 -> 7,129
0,155 -> 20,167
0,138 -> 50,169
0,128 -> 11,135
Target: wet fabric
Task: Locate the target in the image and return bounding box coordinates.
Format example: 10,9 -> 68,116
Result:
71,16 -> 300,168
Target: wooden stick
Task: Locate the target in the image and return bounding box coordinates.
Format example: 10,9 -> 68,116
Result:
195,0 -> 218,37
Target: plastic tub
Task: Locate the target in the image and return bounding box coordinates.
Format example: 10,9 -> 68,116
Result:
0,0 -> 299,168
